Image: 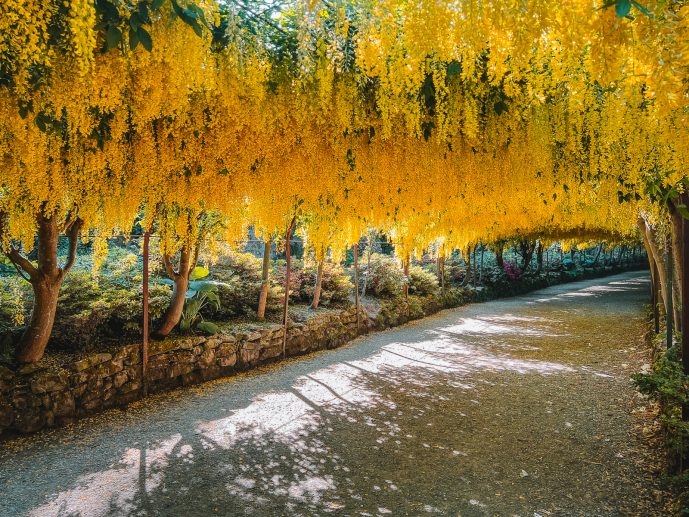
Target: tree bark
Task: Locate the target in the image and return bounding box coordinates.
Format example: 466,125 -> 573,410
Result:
593,244 -> 603,265
536,242 -> 544,273
156,246 -> 193,337
668,199 -> 684,296
13,211 -> 83,363
519,240 -> 536,273
495,242 -> 504,269
311,259 -> 324,309
461,246 -> 472,287
403,256 -> 410,300
639,217 -> 670,318
257,238 -> 271,319
680,192 -> 689,422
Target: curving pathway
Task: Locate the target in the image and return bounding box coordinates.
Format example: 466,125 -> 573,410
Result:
0,271 -> 670,516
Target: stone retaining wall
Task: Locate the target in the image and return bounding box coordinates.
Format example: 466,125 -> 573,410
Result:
0,301 -> 430,435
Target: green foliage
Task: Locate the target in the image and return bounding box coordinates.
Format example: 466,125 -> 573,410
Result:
95,0 -> 207,53
208,252 -> 282,318
52,270 -> 170,351
180,282 -> 220,333
440,286 -> 475,308
633,342 -> 689,476
407,265 -> 439,296
363,253 -> 406,298
294,262 -> 354,306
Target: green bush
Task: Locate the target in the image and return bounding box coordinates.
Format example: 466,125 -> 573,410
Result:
207,252 -> 283,318
408,265 -> 439,296
295,262 -> 354,306
440,286 -> 474,308
51,270 -> 170,351
362,253 -> 406,298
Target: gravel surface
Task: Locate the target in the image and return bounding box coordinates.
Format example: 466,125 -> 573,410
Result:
0,271 -> 672,516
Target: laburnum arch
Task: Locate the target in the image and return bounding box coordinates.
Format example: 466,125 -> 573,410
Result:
0,0 -> 687,362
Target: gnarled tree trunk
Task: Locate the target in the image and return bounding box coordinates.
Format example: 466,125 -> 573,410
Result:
156,245 -> 195,337
494,241 -> 505,269
536,242 -> 544,273
311,259 -> 324,309
257,238 -> 271,319
461,246 -> 472,287
639,217 -> 674,326
8,211 -> 83,363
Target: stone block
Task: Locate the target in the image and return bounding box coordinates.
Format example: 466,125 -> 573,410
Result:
30,371 -> 68,394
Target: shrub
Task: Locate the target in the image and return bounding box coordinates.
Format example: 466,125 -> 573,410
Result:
503,261 -> 521,281
51,270 -> 171,351
295,262 -> 354,306
362,253 -> 406,298
440,286 -> 474,308
208,252 -> 283,318
408,265 -> 439,296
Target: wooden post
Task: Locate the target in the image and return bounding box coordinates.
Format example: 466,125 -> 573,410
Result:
667,239 -> 674,349
354,242 -> 360,330
282,218 -> 296,357
142,230 -> 150,397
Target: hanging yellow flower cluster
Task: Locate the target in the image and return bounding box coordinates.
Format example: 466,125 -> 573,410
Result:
0,0 -> 686,264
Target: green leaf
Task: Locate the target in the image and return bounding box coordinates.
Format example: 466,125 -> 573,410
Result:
105,26 -> 122,50
152,0 -> 165,10
196,321 -> 219,335
615,0 -> 631,18
129,27 -> 140,50
631,1 -> 652,17
158,278 -> 175,285
189,266 -> 209,280
446,61 -> 462,78
185,289 -> 198,299
138,27 -> 153,51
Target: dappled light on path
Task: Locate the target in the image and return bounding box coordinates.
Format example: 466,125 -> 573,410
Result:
1,272 -> 667,516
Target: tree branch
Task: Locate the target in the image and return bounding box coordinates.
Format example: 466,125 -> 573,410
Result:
7,246 -> 40,282
59,218 -> 83,279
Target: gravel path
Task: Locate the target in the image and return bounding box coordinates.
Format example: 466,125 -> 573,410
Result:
0,271 -> 671,516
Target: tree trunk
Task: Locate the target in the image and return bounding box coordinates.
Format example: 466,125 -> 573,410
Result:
680,193 -> 689,422
311,259 -> 324,309
519,240 -> 536,273
156,246 -> 192,337
461,246 -> 472,287
536,242 -> 544,273
12,211 -> 82,363
593,244 -> 602,265
479,244 -> 484,285
639,218 -> 670,316
361,235 -> 373,298
403,257 -> 410,300
257,238 -> 271,319
16,281 -> 60,363
668,200 -> 684,296
495,242 -> 504,269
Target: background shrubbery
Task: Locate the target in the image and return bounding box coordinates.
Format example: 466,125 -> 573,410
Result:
0,238 -> 644,355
